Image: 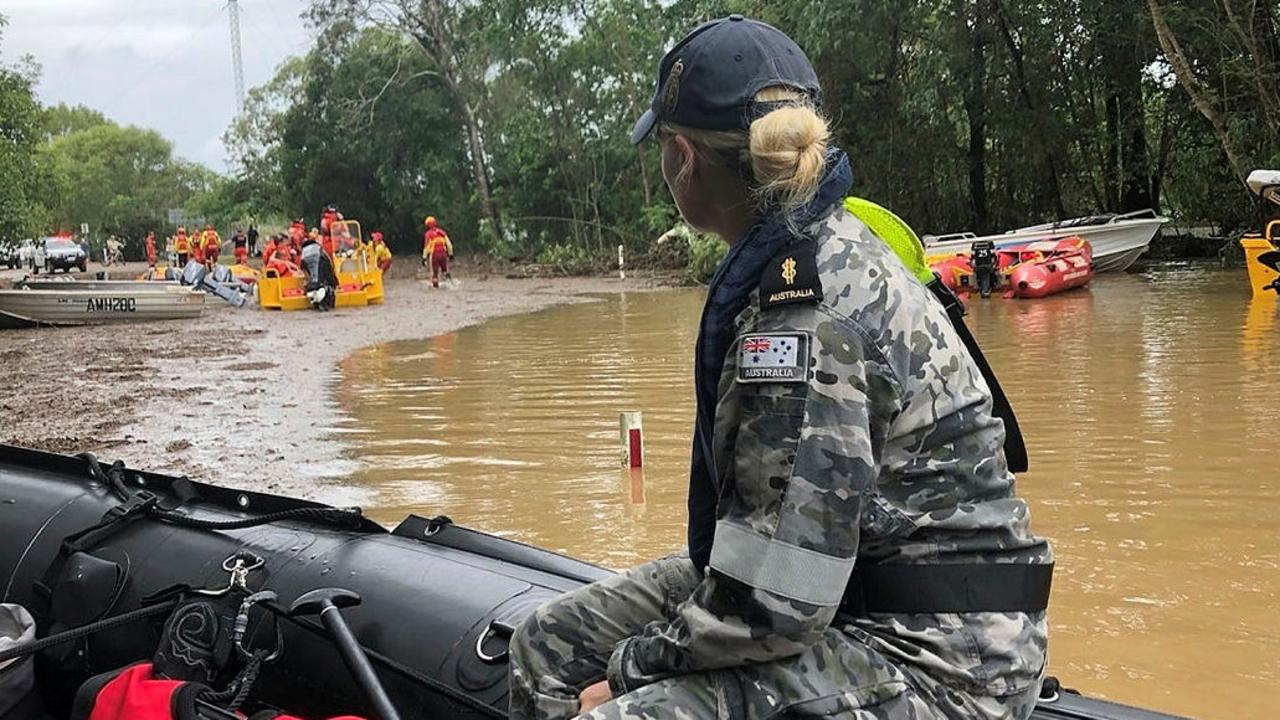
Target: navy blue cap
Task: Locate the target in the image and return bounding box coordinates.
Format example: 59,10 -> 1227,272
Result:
630,15 -> 820,145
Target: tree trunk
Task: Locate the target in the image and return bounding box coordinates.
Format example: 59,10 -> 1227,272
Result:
1147,0 -> 1250,189
404,0 -> 505,242
1222,0 -> 1280,137
458,99 -> 503,241
958,0 -> 990,232
990,0 -> 1066,217
1098,0 -> 1155,212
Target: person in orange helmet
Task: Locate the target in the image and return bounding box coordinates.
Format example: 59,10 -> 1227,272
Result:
174,227 -> 191,266
289,218 -> 306,253
370,231 -> 393,273
422,216 -> 453,288
191,229 -> 206,265
201,224 -> 221,268
319,204 -> 341,237
144,231 -> 158,268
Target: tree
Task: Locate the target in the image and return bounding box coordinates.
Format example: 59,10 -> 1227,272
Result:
41,103 -> 110,140
0,14 -> 44,241
226,25 -> 476,254
308,0 -> 506,242
41,123 -> 209,239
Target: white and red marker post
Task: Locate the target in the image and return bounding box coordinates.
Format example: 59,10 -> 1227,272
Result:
619,411 -> 643,468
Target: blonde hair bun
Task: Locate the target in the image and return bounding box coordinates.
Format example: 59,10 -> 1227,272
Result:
748,90 -> 830,212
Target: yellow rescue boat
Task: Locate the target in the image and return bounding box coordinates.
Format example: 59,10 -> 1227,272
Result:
257,219 -> 385,311
1241,170 -> 1280,297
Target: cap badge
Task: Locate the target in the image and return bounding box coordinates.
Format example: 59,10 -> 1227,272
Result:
662,59 -> 685,113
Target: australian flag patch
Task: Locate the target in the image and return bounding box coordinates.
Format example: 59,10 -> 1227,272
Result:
736,333 -> 808,383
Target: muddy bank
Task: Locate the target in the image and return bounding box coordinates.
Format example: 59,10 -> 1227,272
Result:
0,264 -> 667,502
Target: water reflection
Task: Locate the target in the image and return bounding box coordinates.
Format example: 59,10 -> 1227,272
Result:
335,268 -> 1278,718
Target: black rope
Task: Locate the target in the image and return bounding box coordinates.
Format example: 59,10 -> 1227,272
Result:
0,598 -> 179,664
83,454 -> 364,532
150,506 -> 364,532
202,654 -> 263,711
261,601 -> 504,719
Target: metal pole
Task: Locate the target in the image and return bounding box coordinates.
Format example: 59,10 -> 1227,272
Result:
227,0 -> 246,115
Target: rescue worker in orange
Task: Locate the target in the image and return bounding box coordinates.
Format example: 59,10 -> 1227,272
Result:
370,231 -> 393,273
422,216 -> 453,288
319,204 -> 342,242
144,231 -> 158,268
289,218 -> 306,254
262,235 -> 279,264
175,227 -> 192,266
201,224 -> 221,267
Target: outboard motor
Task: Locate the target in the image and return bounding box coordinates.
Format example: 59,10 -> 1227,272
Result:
300,244 -> 338,311
1260,250 -> 1280,295
180,260 -> 208,287
971,240 -> 997,298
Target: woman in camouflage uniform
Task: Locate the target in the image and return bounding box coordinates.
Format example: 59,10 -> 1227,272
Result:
509,16 -> 1053,720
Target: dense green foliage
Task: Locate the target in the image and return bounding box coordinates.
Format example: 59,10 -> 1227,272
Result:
218,0 -> 1279,273
224,25 -> 474,255
0,16 -> 44,242
3,4 -> 1278,274
40,122 -> 218,242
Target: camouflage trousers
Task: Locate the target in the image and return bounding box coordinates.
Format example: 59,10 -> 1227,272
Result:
508,557 -> 1041,720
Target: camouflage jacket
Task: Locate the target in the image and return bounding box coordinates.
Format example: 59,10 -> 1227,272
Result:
608,203 -> 1053,699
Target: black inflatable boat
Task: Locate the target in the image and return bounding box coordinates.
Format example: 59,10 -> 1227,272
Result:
0,445 -> 1184,719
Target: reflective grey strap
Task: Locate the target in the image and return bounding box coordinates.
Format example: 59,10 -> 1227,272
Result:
708,520 -> 854,606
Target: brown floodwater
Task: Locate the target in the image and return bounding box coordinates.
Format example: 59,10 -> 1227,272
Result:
332,265 -> 1278,719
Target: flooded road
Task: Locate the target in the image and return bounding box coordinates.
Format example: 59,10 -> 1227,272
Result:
333,265 -> 1278,718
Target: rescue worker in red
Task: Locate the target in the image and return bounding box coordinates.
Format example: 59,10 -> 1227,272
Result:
319,204 -> 342,239
232,227 -> 248,264
422,216 -> 453,288
201,224 -> 221,268
175,227 -> 191,266
289,218 -> 306,254
144,231 -> 158,267
191,230 -> 206,266
262,235 -> 279,264
263,235 -> 299,276
370,231 -> 393,273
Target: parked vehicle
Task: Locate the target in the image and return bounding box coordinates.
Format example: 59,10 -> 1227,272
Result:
40,236 -> 88,274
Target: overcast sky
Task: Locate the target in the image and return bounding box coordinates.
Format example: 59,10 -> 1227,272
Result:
2,0 -> 316,171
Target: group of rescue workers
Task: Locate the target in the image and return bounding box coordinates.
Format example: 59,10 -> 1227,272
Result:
137,210 -> 456,289
167,224 -> 225,268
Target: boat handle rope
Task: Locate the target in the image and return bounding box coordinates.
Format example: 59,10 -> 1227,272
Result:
80,453 -> 366,532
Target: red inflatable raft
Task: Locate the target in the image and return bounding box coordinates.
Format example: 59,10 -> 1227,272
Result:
1005,237 -> 1094,299
930,254 -> 974,292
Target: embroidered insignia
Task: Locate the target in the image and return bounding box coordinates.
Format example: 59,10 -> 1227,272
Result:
736,333 -> 808,383
760,245 -> 821,310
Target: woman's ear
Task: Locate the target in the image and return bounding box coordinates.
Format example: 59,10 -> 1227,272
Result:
671,134 -> 698,184
661,133 -> 698,191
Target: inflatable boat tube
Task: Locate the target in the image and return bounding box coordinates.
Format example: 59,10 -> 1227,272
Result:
0,445 -> 1185,719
